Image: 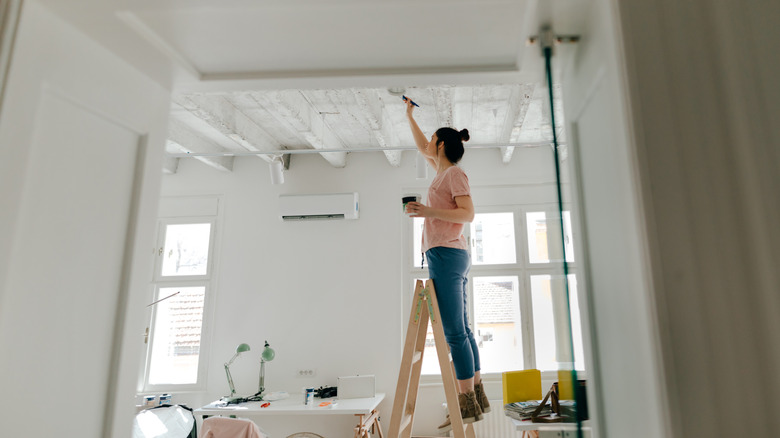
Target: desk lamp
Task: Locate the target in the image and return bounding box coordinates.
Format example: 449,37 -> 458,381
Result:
257,340 -> 276,398
224,343 -> 250,400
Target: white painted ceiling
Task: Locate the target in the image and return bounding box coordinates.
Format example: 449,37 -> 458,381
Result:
41,0 -> 582,174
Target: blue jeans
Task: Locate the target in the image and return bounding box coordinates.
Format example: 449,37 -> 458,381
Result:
426,247 -> 480,380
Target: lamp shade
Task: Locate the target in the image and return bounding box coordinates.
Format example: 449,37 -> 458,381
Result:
261,340 -> 275,362
236,343 -> 251,354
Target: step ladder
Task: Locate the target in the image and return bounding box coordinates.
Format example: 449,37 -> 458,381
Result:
388,279 -> 476,438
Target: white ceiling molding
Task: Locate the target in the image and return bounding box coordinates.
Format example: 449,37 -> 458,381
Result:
115,11 -> 201,80
174,64 -> 541,94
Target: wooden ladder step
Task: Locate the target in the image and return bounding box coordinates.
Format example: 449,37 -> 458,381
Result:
400,414 -> 413,433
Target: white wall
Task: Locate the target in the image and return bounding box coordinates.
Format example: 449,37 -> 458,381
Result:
160,145 -> 560,437
0,2 -> 170,437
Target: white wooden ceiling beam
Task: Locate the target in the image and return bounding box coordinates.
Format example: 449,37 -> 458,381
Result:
162,154 -> 179,175
502,84 -> 536,163
167,118 -> 234,172
380,107 -> 403,165
173,95 -> 281,160
452,86 -> 474,133
266,90 -> 347,168
432,86 -> 454,129
551,84 -> 567,144
351,88 -> 402,167
223,93 -> 303,148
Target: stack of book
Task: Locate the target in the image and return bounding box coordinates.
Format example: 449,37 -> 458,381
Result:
504,400 -> 552,421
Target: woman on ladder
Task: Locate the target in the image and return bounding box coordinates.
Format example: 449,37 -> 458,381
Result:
403,96 -> 490,432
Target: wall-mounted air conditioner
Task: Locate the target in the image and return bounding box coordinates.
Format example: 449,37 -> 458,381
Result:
279,193 -> 359,221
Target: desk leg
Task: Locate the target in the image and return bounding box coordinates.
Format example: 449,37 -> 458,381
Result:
354,413 -> 364,438
374,412 -> 384,438
354,409 -> 382,438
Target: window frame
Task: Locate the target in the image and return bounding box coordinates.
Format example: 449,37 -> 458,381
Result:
404,200 -> 583,384
141,214 -> 219,393
153,217 -> 217,282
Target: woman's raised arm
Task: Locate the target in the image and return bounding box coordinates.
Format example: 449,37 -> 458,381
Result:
404,97 -> 436,168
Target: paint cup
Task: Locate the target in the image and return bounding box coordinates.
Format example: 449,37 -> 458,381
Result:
402,194 -> 421,216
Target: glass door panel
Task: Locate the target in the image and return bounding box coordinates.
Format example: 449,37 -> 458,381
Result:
148,286 -> 206,385
473,276 -> 523,372
161,223 -> 212,277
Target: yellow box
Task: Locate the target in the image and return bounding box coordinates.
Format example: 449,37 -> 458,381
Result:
502,369 -> 542,405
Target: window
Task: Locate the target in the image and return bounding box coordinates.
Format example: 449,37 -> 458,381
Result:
471,213 -> 516,265
530,274 -> 584,371
526,211 -> 574,263
160,223 -> 212,276
473,276 -> 523,372
147,286 -> 206,385
407,205 -> 584,378
142,207 -> 218,391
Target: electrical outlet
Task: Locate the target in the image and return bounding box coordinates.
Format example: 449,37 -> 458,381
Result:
296,368 -> 316,377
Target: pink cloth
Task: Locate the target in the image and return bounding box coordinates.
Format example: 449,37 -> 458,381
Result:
199,416 -> 266,438
422,165 -> 471,253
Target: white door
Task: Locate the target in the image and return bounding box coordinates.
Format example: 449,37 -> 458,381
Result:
0,2 -> 170,437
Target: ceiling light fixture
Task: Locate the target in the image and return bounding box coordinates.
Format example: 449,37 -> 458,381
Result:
270,156 -> 284,185
416,151 -> 428,179
387,87 -> 406,96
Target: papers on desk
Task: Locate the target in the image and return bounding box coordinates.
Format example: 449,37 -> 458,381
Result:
504,401 -> 550,421
504,400 -> 576,421
263,391 -> 289,401
206,403 -> 249,410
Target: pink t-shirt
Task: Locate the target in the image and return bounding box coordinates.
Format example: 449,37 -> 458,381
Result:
422,165 -> 471,253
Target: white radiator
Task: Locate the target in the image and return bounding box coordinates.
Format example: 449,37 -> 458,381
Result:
447,400 -> 517,438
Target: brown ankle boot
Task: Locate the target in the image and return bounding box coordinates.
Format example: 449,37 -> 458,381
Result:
475,381 -> 492,413
437,391 -> 483,432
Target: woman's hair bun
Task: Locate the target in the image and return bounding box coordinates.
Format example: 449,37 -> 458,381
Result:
459,129 -> 470,142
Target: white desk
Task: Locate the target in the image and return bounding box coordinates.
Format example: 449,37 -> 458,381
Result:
512,418 -> 591,438
512,418 -> 576,430
196,393 -> 385,438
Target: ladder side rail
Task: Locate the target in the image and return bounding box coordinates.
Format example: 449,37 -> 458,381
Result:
400,302 -> 430,438
388,280 -> 427,438
425,280 -> 471,438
